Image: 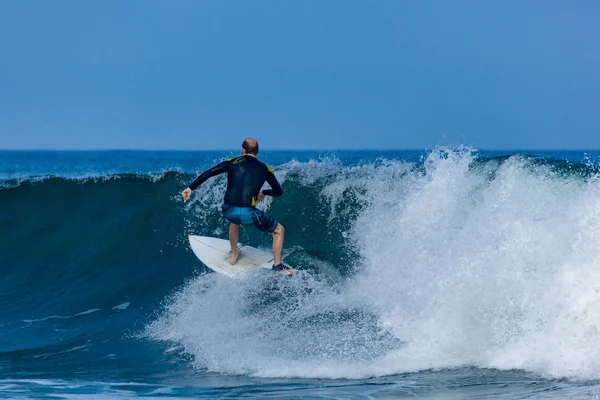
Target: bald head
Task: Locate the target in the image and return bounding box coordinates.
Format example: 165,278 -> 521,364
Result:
242,138 -> 259,155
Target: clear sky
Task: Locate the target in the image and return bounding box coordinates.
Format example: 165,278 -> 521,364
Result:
1,1 -> 598,150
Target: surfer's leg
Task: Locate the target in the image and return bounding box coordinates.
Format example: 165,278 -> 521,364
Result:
222,204 -> 243,265
272,223 -> 284,266
250,209 -> 289,272
229,223 -> 241,265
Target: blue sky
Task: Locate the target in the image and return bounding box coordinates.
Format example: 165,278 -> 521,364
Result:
1,1 -> 598,150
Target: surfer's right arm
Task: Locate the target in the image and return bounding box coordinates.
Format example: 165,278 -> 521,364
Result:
261,166 -> 283,198
182,161 -> 230,203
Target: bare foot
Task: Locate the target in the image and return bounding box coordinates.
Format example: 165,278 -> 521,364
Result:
230,249 -> 241,265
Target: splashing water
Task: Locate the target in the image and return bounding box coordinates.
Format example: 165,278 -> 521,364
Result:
146,148 -> 600,380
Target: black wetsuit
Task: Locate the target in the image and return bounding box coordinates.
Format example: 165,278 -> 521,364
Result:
189,155 -> 283,207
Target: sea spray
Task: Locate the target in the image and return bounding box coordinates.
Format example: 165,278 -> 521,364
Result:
148,148 -> 600,379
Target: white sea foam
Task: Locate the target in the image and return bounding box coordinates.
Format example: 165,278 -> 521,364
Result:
149,148 -> 600,380
112,302 -> 130,311
22,309 -> 101,327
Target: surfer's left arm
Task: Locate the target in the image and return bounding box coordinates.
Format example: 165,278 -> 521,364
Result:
182,161 -> 229,202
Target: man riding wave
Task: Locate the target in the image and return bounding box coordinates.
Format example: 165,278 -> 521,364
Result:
181,138 -> 292,275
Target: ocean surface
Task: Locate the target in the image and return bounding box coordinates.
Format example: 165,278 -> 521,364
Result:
3,148 -> 600,399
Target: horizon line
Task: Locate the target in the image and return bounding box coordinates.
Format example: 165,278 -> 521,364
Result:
2,148 -> 600,152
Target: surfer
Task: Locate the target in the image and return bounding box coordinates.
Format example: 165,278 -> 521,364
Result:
181,138 -> 292,274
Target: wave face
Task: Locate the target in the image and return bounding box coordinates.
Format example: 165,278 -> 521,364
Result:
3,149 -> 600,383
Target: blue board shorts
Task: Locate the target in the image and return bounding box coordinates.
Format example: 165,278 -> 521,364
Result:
221,204 -> 279,233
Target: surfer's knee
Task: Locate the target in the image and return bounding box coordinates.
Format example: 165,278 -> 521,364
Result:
273,223 -> 284,236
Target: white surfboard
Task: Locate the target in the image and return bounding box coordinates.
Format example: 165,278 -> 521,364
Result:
188,235 -> 294,278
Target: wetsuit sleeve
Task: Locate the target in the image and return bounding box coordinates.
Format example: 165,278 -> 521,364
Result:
188,160 -> 229,191
262,166 -> 283,197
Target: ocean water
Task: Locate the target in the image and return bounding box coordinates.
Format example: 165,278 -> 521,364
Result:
3,148 -> 600,399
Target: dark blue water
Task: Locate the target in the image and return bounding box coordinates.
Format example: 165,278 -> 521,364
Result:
2,148 -> 600,398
